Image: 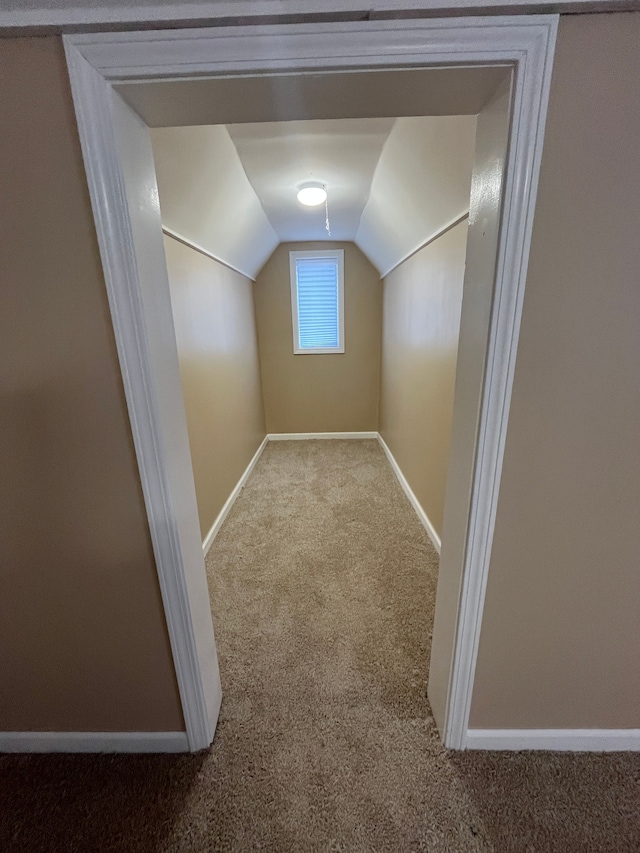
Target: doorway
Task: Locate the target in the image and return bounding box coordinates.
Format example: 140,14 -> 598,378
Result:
63,15 -> 558,751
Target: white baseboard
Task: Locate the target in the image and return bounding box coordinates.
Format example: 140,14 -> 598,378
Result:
267,432 -> 378,441
376,433 -> 441,555
466,728 -> 640,751
202,432 -> 439,563
0,731 -> 189,753
202,435 -> 269,556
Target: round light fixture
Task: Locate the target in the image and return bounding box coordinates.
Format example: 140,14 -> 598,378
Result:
297,182 -> 327,207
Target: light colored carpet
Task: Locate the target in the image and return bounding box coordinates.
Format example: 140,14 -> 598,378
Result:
1,439 -> 639,852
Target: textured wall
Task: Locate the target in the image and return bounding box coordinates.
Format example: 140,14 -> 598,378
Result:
470,12 -> 640,729
379,220 -> 468,539
0,37 -> 183,732
254,242 -> 382,434
164,235 -> 267,539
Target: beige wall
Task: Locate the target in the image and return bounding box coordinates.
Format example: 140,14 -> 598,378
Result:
254,242 -> 382,434
427,74 -> 511,732
379,221 -> 468,538
470,12 -> 640,729
0,37 -> 184,732
164,236 -> 266,539
4,12 -> 638,738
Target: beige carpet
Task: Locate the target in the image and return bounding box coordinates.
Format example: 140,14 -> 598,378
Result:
1,439 -> 639,852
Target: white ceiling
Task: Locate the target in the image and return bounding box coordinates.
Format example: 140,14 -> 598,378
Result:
355,115 -> 477,275
151,125 -> 279,279
151,115 -> 477,277
227,119 -> 394,243
120,66 -> 507,129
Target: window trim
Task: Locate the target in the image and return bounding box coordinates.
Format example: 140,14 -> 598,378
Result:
289,249 -> 345,355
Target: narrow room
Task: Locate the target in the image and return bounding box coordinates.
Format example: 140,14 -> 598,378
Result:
149,111 -> 476,794
152,113 -> 474,545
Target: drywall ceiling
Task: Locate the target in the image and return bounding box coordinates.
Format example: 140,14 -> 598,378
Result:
226,119 -> 394,243
151,125 -> 278,279
356,115 -> 477,275
116,67 -> 508,128
151,115 -> 478,277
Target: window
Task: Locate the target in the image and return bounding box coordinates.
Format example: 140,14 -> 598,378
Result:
290,250 -> 345,354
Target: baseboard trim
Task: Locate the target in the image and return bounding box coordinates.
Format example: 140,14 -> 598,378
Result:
376,433 -> 441,555
202,435 -> 269,556
267,432 -> 378,441
466,729 -> 640,752
0,731 -> 189,754
202,432 -> 438,562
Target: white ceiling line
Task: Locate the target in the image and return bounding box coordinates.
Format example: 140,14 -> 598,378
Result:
379,209 -> 470,278
162,227 -> 258,281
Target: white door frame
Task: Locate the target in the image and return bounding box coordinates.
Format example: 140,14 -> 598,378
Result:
64,15 -> 557,751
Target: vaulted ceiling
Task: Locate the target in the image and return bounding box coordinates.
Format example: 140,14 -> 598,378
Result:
151,114 -> 477,279
226,118 -> 394,244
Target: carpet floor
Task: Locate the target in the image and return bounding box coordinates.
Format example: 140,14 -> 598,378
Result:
1,439 -> 639,852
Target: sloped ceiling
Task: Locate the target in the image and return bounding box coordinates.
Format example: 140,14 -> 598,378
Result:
356,115 -> 477,275
226,119 -> 394,242
152,116 -> 477,278
150,125 -> 279,280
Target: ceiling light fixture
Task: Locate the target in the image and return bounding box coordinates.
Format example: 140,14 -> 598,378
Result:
297,182 -> 327,207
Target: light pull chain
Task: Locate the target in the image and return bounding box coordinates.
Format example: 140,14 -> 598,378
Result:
324,187 -> 331,237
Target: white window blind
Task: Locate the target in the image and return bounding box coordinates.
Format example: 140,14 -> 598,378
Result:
290,250 -> 345,354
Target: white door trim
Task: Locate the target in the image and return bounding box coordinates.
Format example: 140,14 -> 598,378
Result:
63,15 -> 557,751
